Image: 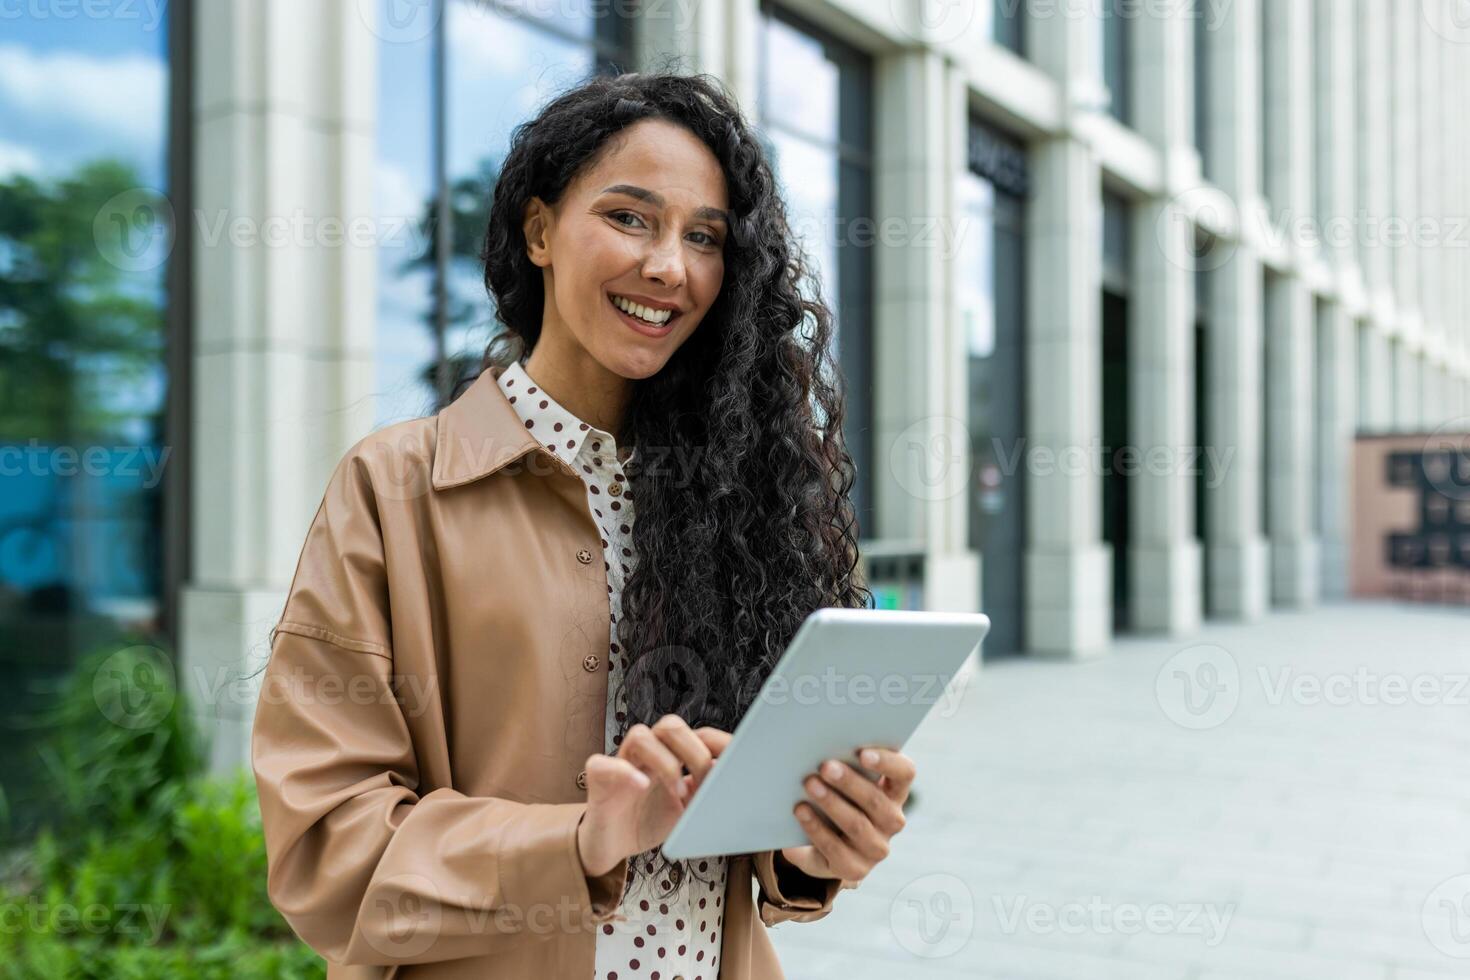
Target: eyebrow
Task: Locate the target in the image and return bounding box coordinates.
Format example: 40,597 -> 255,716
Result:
600,184 -> 729,225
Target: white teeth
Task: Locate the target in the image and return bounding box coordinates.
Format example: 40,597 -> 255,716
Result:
611,294 -> 673,325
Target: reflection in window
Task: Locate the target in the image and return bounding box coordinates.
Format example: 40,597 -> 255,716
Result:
374,0 -> 633,425
992,0 -> 1025,55
962,119 -> 1027,657
0,15 -> 172,841
758,1 -> 875,538
1102,2 -> 1131,126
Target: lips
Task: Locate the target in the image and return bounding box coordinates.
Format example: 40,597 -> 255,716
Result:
608,292 -> 680,335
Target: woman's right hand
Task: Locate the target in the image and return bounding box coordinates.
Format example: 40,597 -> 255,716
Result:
576,716 -> 732,877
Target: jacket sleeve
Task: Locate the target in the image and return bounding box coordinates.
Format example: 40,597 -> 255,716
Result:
250,446 -> 629,966
749,848 -> 854,926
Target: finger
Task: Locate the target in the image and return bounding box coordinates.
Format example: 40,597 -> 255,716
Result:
816,760 -> 899,833
793,801 -> 868,879
585,752 -> 651,792
618,724 -> 687,800
856,747 -> 915,800
802,774 -> 890,864
692,726 -> 733,758
650,714 -> 716,785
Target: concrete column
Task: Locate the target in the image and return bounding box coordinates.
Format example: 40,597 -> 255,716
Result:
1022,136 -> 1110,656
1393,342 -> 1421,430
1317,0 -> 1357,283
1260,0 -> 1317,608
1418,6 -> 1442,339
1264,275 -> 1318,606
1202,0 -> 1267,619
872,52 -> 981,614
182,0 -> 379,773
1357,0 -> 1392,315
637,0 -> 755,111
1126,1 -> 1201,634
1390,0 -> 1420,329
1359,329 -> 1394,431
1315,304 -> 1356,597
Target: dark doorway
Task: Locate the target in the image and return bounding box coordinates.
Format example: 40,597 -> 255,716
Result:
1102,289 -> 1131,631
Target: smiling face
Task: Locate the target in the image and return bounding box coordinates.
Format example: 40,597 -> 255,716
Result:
521,117 -> 730,382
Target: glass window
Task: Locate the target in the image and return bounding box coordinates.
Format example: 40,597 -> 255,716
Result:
759,2 -> 875,539
374,0 -> 634,425
0,12 -> 174,840
1102,1 -> 1131,126
1194,0 -> 1210,176
962,118 -> 1027,657
992,0 -> 1025,55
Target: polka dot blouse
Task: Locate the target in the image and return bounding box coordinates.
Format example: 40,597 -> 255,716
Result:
496,359 -> 727,980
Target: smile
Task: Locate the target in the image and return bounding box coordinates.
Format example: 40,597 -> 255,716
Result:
608,292 -> 681,336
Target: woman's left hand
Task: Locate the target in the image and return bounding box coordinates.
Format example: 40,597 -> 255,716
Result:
778,746 -> 915,883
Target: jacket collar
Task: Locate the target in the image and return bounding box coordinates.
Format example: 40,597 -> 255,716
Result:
431,362 -> 545,491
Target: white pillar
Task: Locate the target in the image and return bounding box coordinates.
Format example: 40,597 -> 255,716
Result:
1315,305 -> 1355,597
1023,137 -> 1111,655
182,0 -> 379,773
1261,0 -> 1317,608
1202,0 -> 1268,619
872,51 -> 981,614
1127,1 -> 1201,634
1393,343 -> 1420,430
1390,0 -> 1420,330
1357,0 -> 1392,316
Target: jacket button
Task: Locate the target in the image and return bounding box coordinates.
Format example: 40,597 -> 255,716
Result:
576,769 -> 587,790
576,549 -> 593,564
608,482 -> 623,496
582,654 -> 600,672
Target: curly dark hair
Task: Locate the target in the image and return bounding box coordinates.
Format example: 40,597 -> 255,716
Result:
475,68 -> 872,904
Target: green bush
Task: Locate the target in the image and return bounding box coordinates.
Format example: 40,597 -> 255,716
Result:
0,641 -> 325,979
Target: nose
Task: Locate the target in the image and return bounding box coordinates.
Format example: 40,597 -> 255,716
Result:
640,230 -> 686,290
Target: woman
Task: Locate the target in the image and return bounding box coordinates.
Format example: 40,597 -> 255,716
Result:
252,70 -> 914,980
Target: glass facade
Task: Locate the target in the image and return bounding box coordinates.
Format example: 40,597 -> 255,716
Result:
1102,1 -> 1131,126
993,0 -> 1025,55
373,0 -> 634,426
0,11 -> 175,840
1101,190 -> 1132,630
962,119 -> 1028,658
758,1 -> 876,538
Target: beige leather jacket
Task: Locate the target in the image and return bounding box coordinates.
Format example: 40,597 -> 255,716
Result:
250,364 -> 853,978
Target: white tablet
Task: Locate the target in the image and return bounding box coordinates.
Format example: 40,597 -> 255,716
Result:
660,606 -> 990,860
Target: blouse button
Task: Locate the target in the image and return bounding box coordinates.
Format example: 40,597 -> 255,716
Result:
576,769 -> 587,790
608,482 -> 623,496
582,654 -> 600,672
576,549 -> 593,564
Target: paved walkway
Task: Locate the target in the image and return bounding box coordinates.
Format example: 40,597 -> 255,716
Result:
767,602 -> 1470,980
